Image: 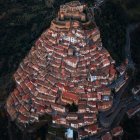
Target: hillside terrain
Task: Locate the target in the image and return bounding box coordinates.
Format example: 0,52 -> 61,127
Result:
0,0 -> 139,140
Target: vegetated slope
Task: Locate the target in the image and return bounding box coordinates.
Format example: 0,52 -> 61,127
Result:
131,25 -> 140,83
95,1 -> 127,65
109,0 -> 140,22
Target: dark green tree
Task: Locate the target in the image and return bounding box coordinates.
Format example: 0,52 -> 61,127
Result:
66,102 -> 78,112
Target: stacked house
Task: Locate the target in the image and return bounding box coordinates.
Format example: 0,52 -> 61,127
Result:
6,1 -> 119,139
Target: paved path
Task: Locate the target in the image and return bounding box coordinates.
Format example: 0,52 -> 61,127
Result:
125,23 -> 140,70
96,23 -> 140,138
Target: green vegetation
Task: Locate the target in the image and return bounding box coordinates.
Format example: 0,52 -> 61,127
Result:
109,0 -> 140,22
0,2 -> 57,98
39,114 -> 52,122
95,1 -> 127,65
131,25 -> 140,84
131,26 -> 140,66
66,102 -> 78,112
48,125 -> 66,139
126,67 -> 133,77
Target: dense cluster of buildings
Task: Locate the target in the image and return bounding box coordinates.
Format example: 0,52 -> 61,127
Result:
6,1 -> 128,139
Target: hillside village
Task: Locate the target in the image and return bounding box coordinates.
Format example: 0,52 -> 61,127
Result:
4,1 -> 134,140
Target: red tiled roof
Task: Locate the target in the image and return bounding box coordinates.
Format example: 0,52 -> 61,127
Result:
111,126 -> 123,136
85,124 -> 98,132
62,91 -> 79,101
6,1 -> 117,138
101,132 -> 112,140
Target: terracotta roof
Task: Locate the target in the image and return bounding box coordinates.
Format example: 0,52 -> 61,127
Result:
66,113 -> 78,120
97,100 -> 113,111
101,132 -> 112,140
111,126 -> 123,137
62,91 -> 79,101
6,1 -> 117,138
85,124 -> 98,134
78,130 -> 89,139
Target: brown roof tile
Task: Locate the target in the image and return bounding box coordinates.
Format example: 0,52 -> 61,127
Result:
6,1 -> 117,136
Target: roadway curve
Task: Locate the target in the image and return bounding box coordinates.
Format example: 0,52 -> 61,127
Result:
99,23 -> 140,128
125,24 -> 140,70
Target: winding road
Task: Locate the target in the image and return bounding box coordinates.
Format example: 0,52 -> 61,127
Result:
125,24 -> 139,70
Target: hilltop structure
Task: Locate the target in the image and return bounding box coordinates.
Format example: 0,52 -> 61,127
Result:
6,1 -> 126,139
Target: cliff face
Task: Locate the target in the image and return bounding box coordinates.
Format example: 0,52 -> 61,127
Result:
6,1 -> 117,137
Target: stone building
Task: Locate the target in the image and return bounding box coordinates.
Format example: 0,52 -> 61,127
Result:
6,1 -> 118,139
